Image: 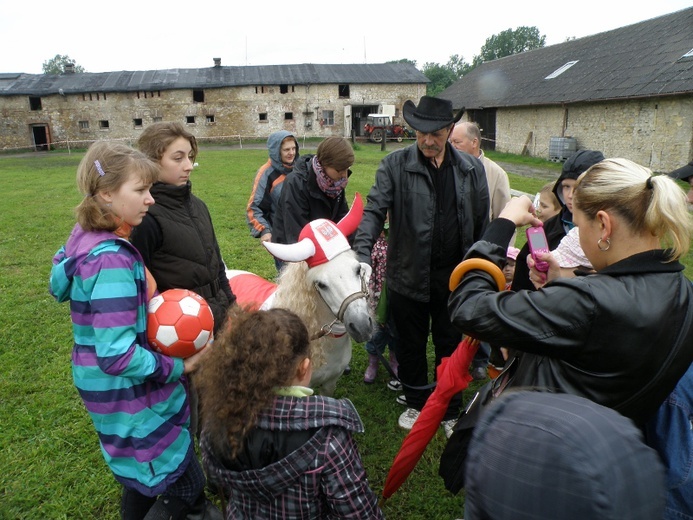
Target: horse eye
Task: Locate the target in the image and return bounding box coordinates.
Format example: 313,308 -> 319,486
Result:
315,281 -> 327,290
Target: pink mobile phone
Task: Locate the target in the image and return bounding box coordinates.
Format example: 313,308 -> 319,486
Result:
526,226 -> 550,272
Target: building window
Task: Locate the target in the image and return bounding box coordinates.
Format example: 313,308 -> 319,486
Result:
280,84 -> 289,94
133,118 -> 143,128
186,116 -> 196,124
78,120 -> 89,130
259,112 -> 268,122
193,89 -> 204,103
338,84 -> 350,98
99,120 -> 110,129
206,115 -> 215,123
29,96 -> 42,110
322,110 -> 334,126
285,112 -> 293,120
545,61 -> 579,79
153,116 -> 162,123
255,86 -> 266,94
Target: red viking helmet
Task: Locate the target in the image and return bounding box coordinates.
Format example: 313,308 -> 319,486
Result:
263,193 -> 363,267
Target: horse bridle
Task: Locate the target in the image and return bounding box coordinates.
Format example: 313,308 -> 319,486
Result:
311,274 -> 368,341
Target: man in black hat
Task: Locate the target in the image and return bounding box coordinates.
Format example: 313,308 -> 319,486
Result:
353,96 -> 490,435
669,160 -> 693,205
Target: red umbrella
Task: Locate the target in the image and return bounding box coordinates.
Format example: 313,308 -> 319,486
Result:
382,336 -> 479,499
382,258 -> 505,500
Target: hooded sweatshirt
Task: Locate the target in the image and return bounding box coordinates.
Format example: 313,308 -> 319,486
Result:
50,223 -> 192,496
246,131 -> 299,238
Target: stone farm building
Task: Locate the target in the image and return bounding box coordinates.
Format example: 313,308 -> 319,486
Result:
440,7 -> 693,173
0,61 -> 428,151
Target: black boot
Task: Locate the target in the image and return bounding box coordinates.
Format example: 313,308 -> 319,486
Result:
142,495 -> 190,520
121,487 -> 157,520
186,494 -> 223,520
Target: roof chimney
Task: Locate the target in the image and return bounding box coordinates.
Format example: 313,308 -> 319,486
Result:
64,62 -> 75,74
213,58 -> 221,67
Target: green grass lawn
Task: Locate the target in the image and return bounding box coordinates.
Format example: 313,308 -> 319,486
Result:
0,143 -> 690,518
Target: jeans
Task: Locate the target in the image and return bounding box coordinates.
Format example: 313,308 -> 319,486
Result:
645,362 -> 693,520
364,321 -> 397,357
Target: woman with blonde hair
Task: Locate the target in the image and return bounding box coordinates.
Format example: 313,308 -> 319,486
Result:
441,158 -> 693,493
449,157 -> 693,425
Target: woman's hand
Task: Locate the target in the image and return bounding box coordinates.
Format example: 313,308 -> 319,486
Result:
527,251 -> 561,289
499,196 -> 543,228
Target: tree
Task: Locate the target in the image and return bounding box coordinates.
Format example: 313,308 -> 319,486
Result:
422,54 -> 471,97
473,26 -> 546,66
42,54 -> 85,74
387,58 -> 418,68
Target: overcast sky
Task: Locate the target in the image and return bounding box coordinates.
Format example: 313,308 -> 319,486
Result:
2,0 -> 691,74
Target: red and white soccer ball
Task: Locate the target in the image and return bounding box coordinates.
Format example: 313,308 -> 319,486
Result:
147,289 -> 214,358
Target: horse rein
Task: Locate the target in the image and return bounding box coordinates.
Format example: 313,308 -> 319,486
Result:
311,275 -> 368,341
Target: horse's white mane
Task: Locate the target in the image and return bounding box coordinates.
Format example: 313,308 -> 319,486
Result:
272,261 -> 329,368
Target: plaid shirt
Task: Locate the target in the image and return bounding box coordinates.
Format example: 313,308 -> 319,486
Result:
201,395 -> 384,519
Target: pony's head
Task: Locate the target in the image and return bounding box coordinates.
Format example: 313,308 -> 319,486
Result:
266,194 -> 373,344
305,248 -> 373,344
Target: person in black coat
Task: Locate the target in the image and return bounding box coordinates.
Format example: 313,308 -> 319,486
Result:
272,137 -> 355,245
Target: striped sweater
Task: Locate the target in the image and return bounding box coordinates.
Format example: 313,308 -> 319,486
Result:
50,223 -> 193,496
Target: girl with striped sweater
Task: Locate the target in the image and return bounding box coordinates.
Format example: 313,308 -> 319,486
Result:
50,141 -> 219,519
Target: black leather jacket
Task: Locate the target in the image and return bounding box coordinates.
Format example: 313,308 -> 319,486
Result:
449,218 -> 693,425
353,143 -> 489,302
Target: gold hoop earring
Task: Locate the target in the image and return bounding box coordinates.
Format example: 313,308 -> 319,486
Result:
597,238 -> 610,251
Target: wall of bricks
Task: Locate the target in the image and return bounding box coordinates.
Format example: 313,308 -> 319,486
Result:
0,82 -> 426,150
491,96 -> 693,173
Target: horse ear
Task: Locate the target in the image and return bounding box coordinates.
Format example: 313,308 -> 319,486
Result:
336,193 -> 363,238
263,237 -> 316,262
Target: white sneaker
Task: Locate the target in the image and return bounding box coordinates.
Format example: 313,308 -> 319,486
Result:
398,408 -> 420,430
396,394 -> 407,406
441,419 -> 457,439
387,379 -> 403,391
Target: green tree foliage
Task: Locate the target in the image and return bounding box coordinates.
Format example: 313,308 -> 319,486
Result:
422,54 -> 471,96
473,26 -> 546,66
387,58 -> 418,68
42,54 -> 86,74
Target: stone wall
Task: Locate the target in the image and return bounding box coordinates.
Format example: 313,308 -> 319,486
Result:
492,96 -> 693,173
0,82 -> 426,150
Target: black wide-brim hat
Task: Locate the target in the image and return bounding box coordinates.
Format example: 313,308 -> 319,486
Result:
403,96 -> 464,133
670,161 -> 693,182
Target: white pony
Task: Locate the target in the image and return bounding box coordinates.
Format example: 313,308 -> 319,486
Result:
227,194 -> 373,396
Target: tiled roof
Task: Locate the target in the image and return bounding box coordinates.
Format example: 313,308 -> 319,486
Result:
440,7 -> 693,109
0,63 -> 428,96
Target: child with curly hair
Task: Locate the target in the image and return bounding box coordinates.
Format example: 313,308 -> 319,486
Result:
196,307 -> 383,519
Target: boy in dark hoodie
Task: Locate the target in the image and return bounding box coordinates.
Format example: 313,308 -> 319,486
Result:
511,149 -> 605,291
